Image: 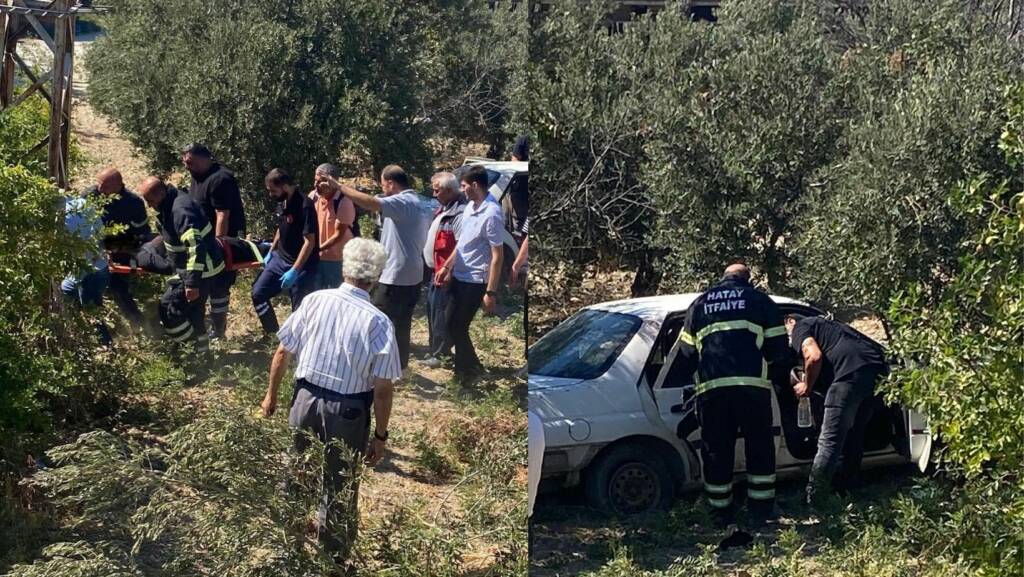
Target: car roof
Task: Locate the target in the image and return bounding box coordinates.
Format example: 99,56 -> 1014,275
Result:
461,158 -> 529,175
587,293 -> 819,321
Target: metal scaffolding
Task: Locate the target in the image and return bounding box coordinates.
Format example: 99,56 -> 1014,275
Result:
1,0 -> 105,188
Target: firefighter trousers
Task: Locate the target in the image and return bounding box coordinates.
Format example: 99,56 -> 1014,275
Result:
208,270 -> 236,338
159,277 -> 211,351
696,386 -> 776,524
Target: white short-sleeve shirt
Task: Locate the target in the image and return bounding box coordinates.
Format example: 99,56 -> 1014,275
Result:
278,283 -> 402,393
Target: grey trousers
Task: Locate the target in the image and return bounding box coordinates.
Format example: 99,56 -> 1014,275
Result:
288,382 -> 371,559
808,366 -> 883,497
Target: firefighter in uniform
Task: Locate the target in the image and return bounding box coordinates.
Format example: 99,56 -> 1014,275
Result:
659,263 -> 787,546
138,176 -> 226,354
86,167 -> 152,329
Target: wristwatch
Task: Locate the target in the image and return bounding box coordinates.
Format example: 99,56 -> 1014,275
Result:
374,429 -> 389,442
485,290 -> 498,297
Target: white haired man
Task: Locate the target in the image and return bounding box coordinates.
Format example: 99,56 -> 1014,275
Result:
421,172 -> 468,367
260,237 -> 401,563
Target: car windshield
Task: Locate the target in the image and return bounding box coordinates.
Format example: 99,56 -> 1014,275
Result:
529,309 -> 642,380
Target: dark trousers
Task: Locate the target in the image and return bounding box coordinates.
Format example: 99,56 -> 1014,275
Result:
696,387 -> 776,524
444,278 -> 487,377
809,366 -> 883,497
107,274 -> 146,327
208,270 -> 236,337
372,282 -> 421,369
159,277 -> 211,351
315,260 -> 343,291
252,257 -> 316,334
288,381 -> 372,559
425,273 -> 452,357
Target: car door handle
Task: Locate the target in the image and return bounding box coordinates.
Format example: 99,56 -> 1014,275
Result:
670,404 -> 684,414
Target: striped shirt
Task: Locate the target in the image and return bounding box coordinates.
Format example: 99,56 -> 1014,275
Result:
277,283 -> 402,394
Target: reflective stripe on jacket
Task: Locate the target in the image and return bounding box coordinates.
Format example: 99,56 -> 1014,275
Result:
155,187 -> 225,286
676,277 -> 787,395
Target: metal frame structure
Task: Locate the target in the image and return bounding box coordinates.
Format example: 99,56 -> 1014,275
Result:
1,0 -> 104,188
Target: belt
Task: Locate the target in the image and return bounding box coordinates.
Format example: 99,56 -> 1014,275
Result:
295,379 -> 373,404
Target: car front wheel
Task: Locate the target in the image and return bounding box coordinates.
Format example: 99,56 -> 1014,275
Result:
583,443 -> 675,515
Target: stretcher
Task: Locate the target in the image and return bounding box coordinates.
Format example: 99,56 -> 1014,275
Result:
109,237 -> 271,276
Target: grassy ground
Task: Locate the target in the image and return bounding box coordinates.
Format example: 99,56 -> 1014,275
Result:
529,468 -> 990,577
1,276 -> 526,577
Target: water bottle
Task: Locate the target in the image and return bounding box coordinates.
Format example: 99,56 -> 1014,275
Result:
797,397 -> 813,428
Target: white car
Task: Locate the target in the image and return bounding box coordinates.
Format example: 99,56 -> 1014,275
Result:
528,294 -> 933,515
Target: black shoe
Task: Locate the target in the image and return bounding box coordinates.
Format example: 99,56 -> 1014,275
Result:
454,368 -> 485,385
717,529 -> 754,551
749,503 -> 781,527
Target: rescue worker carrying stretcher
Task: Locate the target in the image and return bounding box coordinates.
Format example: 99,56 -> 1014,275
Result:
87,167 -> 152,331
138,176 -> 226,354
658,263 -> 787,549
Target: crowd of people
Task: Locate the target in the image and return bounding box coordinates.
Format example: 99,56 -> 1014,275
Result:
60,140 -> 529,565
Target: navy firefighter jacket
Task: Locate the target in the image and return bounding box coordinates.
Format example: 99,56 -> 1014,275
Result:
674,276 -> 788,396
154,187 -> 225,287
86,185 -> 151,252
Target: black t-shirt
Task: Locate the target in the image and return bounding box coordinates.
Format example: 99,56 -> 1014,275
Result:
275,190 -> 318,268
189,163 -> 246,237
791,317 -> 886,386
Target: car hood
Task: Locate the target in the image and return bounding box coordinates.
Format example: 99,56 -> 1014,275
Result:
527,374 -> 584,390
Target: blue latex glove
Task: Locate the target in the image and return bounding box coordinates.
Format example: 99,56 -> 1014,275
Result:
263,251 -> 274,269
280,267 -> 299,289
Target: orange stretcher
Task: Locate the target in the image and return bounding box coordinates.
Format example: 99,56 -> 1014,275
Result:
109,237 -> 270,275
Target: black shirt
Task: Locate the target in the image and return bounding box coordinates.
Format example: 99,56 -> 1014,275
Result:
790,317 -> 886,386
188,163 -> 246,237
275,190 -> 318,268
508,174 -> 528,236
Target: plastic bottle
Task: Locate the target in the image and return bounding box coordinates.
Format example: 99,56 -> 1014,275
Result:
798,397 -> 813,428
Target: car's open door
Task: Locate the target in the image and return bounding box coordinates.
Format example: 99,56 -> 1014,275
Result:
642,313 -> 697,442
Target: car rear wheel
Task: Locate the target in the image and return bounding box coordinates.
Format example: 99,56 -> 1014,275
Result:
583,443 -> 675,515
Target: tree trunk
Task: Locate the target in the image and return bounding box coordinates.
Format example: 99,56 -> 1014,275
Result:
630,251 -> 663,297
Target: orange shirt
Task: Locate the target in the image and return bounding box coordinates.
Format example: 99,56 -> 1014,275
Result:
309,190 -> 355,262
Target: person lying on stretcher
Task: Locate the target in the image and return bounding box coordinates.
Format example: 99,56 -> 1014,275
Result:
109,236 -> 272,276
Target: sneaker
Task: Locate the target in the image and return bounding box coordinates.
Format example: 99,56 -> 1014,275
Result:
453,370 -> 479,386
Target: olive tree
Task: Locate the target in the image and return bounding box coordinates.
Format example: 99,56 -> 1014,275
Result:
791,0 -> 1021,313
643,0 -> 844,293
86,0 -> 527,232
525,2 -> 659,293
